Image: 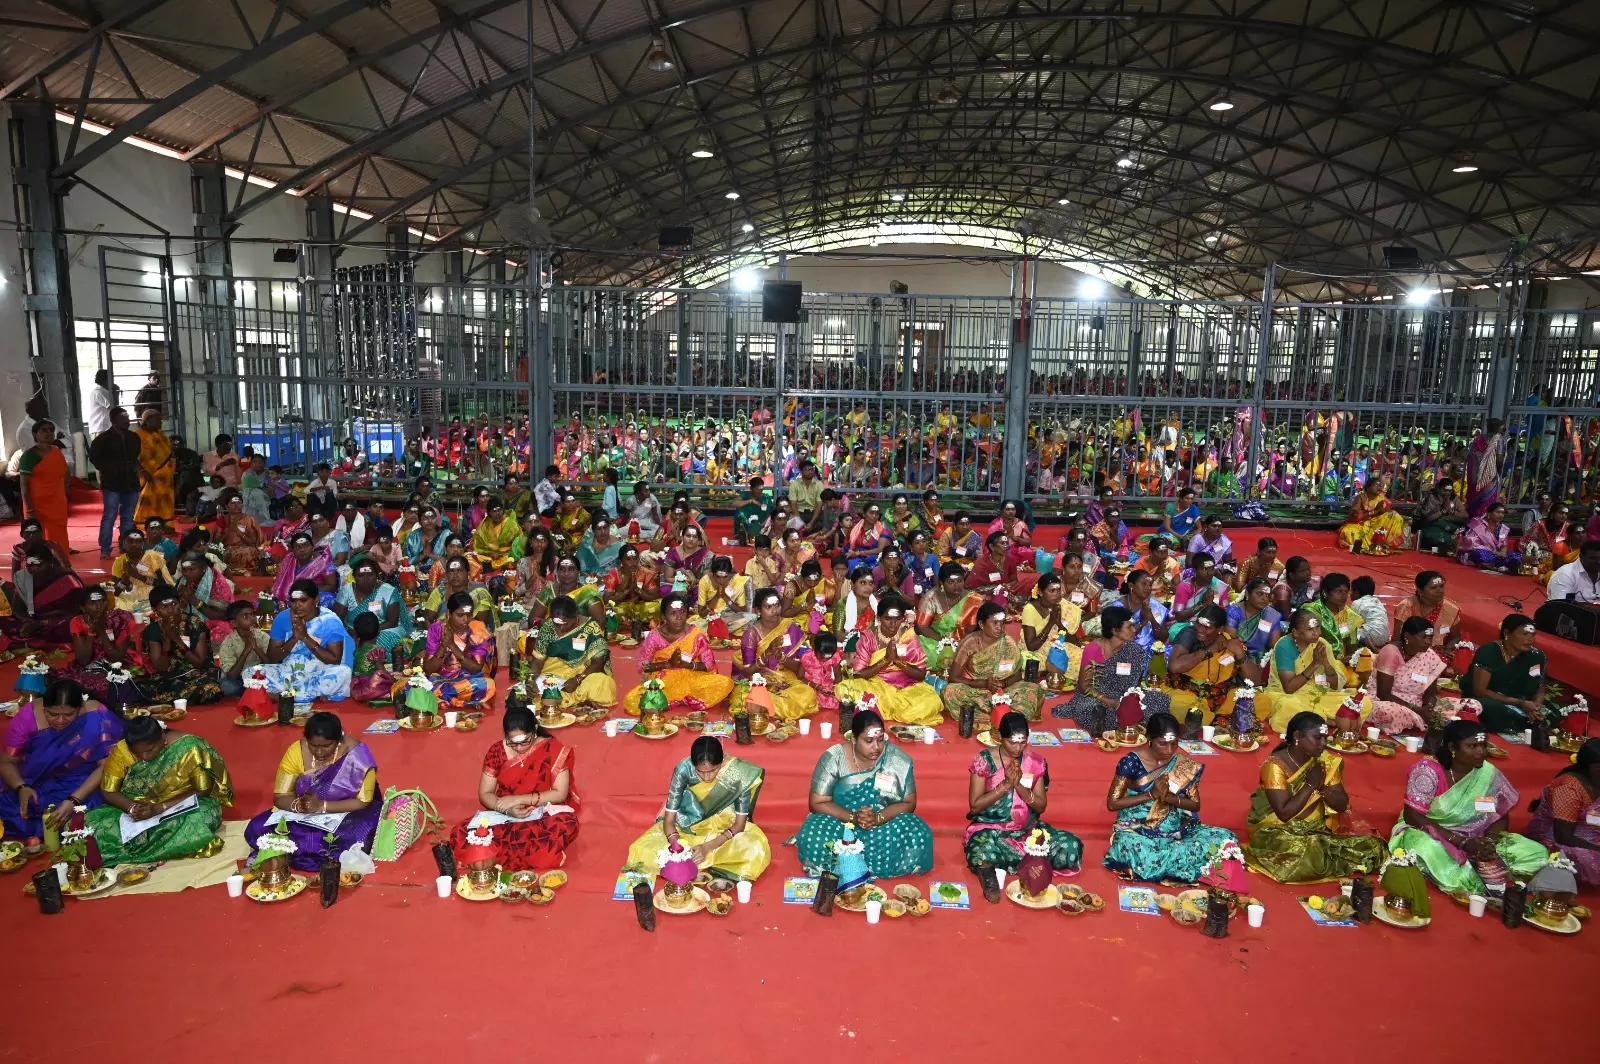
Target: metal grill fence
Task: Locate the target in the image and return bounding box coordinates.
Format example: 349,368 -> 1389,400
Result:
118,261 -> 1600,516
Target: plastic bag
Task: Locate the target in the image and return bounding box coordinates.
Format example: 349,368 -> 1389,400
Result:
340,842 -> 377,876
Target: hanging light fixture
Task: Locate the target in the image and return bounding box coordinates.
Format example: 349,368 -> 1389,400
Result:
936,82 -> 959,106
646,37 -> 674,72
690,133 -> 715,159
1208,97 -> 1235,111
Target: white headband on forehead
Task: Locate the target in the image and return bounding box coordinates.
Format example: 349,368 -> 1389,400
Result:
860,725 -> 884,739
1472,731 -> 1487,743
289,589 -> 312,601
1316,723 -> 1329,734
1519,624 -> 1536,634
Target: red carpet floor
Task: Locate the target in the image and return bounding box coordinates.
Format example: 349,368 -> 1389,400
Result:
2,498 -> 1595,1064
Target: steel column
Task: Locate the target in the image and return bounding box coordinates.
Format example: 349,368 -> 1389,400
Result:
1000,255 -> 1031,500
189,158 -> 233,450
1246,262 -> 1276,490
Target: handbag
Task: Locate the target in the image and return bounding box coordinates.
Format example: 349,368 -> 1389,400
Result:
371,787 -> 442,862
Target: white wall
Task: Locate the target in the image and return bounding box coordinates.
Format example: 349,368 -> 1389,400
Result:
720,242 -> 1111,300
0,113 -> 32,459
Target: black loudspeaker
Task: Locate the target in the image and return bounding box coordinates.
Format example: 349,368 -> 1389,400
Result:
762,280 -> 803,323
1382,246 -> 1421,269
1535,600 -> 1600,645
658,226 -> 694,249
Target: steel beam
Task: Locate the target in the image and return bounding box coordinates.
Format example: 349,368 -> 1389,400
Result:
189,158 -> 233,449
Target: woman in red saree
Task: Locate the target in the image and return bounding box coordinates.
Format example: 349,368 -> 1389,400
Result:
450,706 -> 579,872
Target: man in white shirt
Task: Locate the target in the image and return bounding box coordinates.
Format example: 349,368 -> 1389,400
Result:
1548,540 -> 1600,604
1348,575 -> 1391,648
14,393 -> 45,453
533,464 -> 561,516
87,371 -> 116,436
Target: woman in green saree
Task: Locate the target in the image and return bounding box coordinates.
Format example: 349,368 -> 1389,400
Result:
731,477 -> 771,544
84,715 -> 233,864
965,711 -> 1081,878
1102,713 -> 1237,883
576,515 -> 623,575
914,561 -> 980,675
1243,711 -> 1387,883
519,595 -> 617,713
623,737 -> 770,882
469,499 -> 523,585
942,601 -> 1046,720
794,708 -> 934,878
1390,719 -> 1549,896
1463,614 -> 1549,734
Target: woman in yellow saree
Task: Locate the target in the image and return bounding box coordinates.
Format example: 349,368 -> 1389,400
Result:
1263,609 -> 1370,733
623,737 -> 770,882
84,714 -> 233,865
604,544 -> 659,644
1243,711 -> 1387,883
732,587 -> 819,721
1158,604 -> 1263,724
519,595 -> 617,713
695,556 -> 753,642
835,597 -> 944,726
133,408 -> 175,524
1302,573 -> 1370,684
1021,573 -> 1084,690
554,491 -> 591,551
622,593 -> 735,714
469,498 -> 522,588
1337,478 -> 1405,555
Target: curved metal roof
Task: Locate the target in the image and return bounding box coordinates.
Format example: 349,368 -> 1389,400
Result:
5,0 -> 1599,292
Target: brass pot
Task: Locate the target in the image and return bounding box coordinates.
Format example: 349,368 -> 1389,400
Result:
661,879 -> 693,906
66,861 -> 96,891
538,699 -> 562,724
641,709 -> 665,736
1533,894 -> 1570,921
258,858 -> 291,889
1118,725 -> 1140,743
468,866 -> 497,892
1386,894 -> 1412,918
409,708 -> 431,728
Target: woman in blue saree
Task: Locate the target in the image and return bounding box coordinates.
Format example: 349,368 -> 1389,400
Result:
0,680 -> 123,845
244,711 -> 380,872
794,709 -> 934,878
1102,712 -> 1237,882
1226,578 -> 1283,662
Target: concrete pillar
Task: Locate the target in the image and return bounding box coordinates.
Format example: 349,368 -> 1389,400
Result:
189,158 -> 233,449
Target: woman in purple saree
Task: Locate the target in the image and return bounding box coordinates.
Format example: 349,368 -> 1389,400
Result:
0,679 -> 123,843
244,712 -> 381,871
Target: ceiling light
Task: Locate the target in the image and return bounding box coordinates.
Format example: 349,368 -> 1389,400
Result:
724,191 -> 740,200
1208,98 -> 1235,111
1079,277 -> 1107,298
741,222 -> 754,233
1057,197 -> 1070,205
689,134 -> 715,159
936,83 -> 959,106
1116,157 -> 1134,169
1451,152 -> 1478,173
733,269 -> 760,292
1405,288 -> 1433,306
1204,234 -> 1220,244
889,193 -> 905,202
646,38 -> 674,72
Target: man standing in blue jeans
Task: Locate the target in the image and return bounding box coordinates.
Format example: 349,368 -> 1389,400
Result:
87,406 -> 143,560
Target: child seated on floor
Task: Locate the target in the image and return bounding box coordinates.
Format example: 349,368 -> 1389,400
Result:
800,630 -> 843,715
348,611 -> 398,704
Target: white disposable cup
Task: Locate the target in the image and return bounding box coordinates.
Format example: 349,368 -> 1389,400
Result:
173,698 -> 188,713
1247,904 -> 1264,928
1201,725 -> 1215,741
1523,729 -> 1533,745
1468,894 -> 1487,917
226,874 -> 244,898
1403,736 -> 1423,753
53,863 -> 67,886
1340,881 -> 1354,897
994,869 -> 1007,891
444,711 -> 459,728
922,728 -> 936,744
736,880 -> 752,904
1365,726 -> 1380,741
604,719 -> 618,737
819,722 -> 833,740
436,875 -> 453,898
798,718 -> 811,735
865,899 -> 882,924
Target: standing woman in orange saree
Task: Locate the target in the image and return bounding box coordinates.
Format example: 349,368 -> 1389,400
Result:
17,419 -> 71,558
133,408 -> 175,524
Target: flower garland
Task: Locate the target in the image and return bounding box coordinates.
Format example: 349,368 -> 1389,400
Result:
18,655 -> 48,677
1544,852 -> 1578,875
1380,847 -> 1419,874
253,820 -> 298,867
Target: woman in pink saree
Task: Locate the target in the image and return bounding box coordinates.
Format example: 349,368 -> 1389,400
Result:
1367,616 -> 1452,734
962,711 -> 1082,874
987,500 -> 1034,571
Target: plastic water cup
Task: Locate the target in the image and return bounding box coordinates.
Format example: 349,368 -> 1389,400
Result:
1403,736 -> 1423,754
865,899 -> 882,924
1468,894 -> 1487,917
1522,729 -> 1533,746
444,711 -> 459,728
226,874 -> 244,898
736,881 -> 752,904
1365,726 -> 1380,741
436,875 -> 453,898
173,698 -> 188,713
1340,881 -> 1354,897
819,722 -> 833,740
604,719 -> 618,738
1201,725 -> 1215,742
1247,904 -> 1265,928
798,718 -> 811,736
53,863 -> 68,886
994,869 -> 1007,891
922,727 -> 936,744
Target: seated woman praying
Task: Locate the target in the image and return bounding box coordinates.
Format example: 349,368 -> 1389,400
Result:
1157,603 -> 1262,725
139,584 -> 225,705
1368,617 -> 1451,734
404,590 -> 496,710
421,555 -> 496,628
449,706 -> 579,873
334,555 -> 412,664
1525,738 -> 1600,886
1456,503 -> 1521,572
1389,719 -> 1550,897
1462,614 -> 1548,735
623,592 -> 735,715
624,737 -> 770,883
259,579 -> 355,705
173,549 -> 239,646
84,713 -> 232,864
835,596 -> 943,727
1337,477 -> 1405,555
219,490 -> 265,576
1263,609 -> 1368,733
943,601 -> 1046,721
50,584 -> 141,705
696,555 -> 754,641
1,541 -> 86,644
0,680 -> 123,846
1020,573 -> 1085,691
1243,710 -> 1387,883
731,587 -> 818,721
794,708 -> 934,879
1054,605 -> 1172,734
1102,712 -> 1236,883
605,543 -> 660,643
519,595 -> 617,714
965,711 -> 1082,881
914,561 -> 980,674
530,556 -> 604,626
244,711 -> 380,872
